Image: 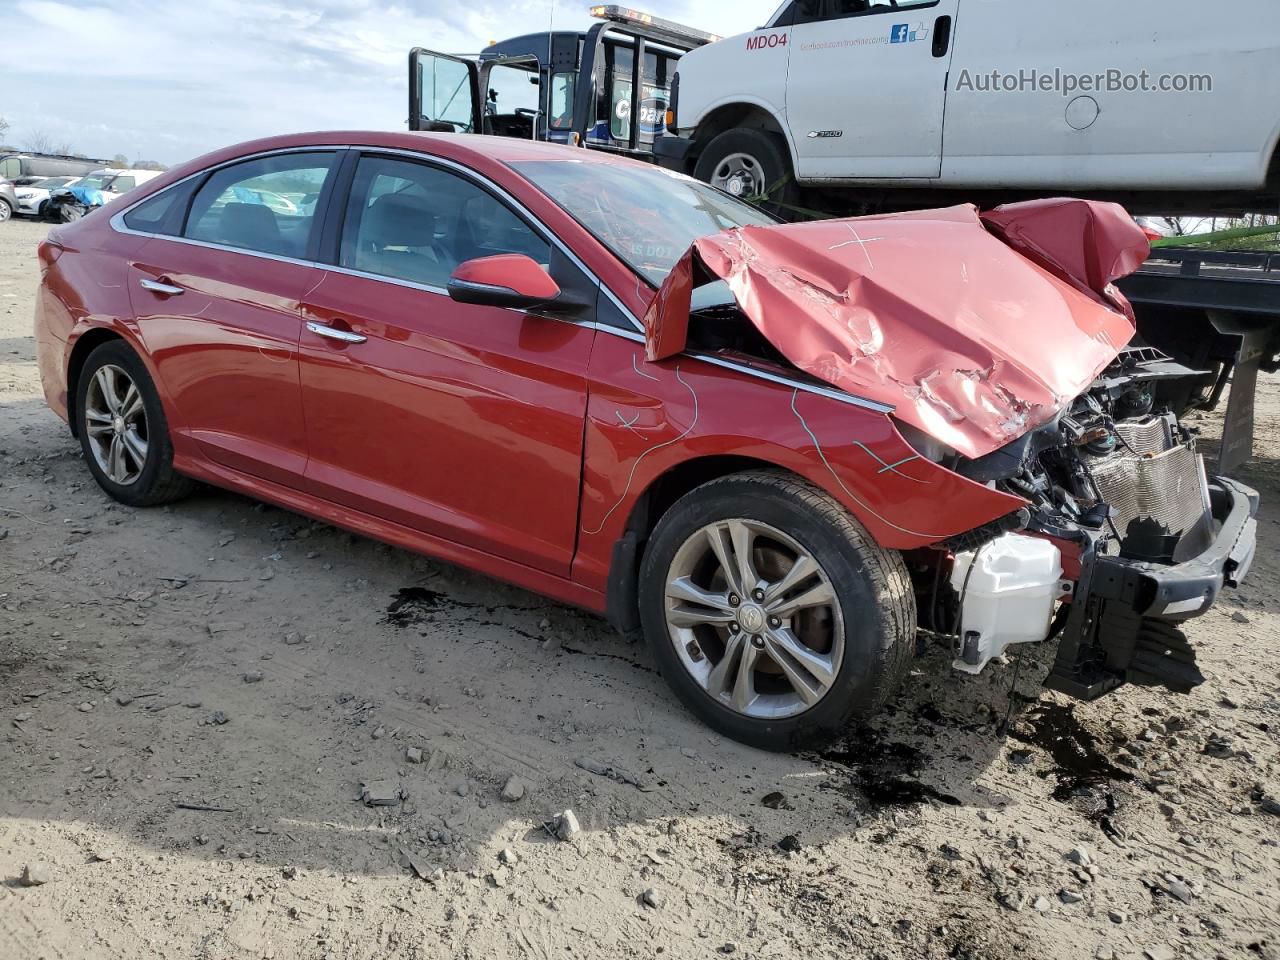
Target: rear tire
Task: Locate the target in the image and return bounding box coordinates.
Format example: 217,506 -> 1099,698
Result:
694,128 -> 799,216
0,199 -> 12,223
638,470 -> 915,751
75,340 -> 195,507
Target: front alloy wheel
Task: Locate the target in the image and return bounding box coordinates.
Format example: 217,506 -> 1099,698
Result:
665,518 -> 843,719
639,470 -> 915,751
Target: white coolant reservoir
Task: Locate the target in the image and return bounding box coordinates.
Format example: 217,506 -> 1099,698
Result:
949,533 -> 1063,675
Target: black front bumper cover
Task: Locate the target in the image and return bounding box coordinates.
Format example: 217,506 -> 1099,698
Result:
1044,476 -> 1258,700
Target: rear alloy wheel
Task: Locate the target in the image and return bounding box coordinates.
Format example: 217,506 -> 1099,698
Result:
639,471 -> 915,750
84,363 -> 149,486
0,199 -> 12,223
76,340 -> 195,507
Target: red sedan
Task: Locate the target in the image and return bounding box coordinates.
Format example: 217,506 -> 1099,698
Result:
34,132 -> 1256,749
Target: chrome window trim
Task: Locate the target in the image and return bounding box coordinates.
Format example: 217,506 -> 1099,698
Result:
320,261 -> 451,298
109,145 -> 350,249
108,141 -> 894,416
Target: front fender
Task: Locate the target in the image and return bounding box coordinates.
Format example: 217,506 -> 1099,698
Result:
572,334 -> 1024,594
685,96 -> 798,166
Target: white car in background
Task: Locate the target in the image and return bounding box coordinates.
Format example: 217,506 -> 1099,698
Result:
14,176 -> 81,218
43,168 -> 164,221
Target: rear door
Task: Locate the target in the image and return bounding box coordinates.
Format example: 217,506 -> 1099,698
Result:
783,0 -> 958,179
297,152 -> 596,575
128,150 -> 340,487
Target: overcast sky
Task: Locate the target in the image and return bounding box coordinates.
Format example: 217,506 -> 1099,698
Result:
2,0 -> 779,166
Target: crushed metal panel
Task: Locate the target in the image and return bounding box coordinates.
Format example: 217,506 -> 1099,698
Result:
643,200 -> 1149,459
979,198 -> 1150,322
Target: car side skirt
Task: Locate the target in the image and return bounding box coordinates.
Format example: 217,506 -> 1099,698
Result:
171,451 -> 609,616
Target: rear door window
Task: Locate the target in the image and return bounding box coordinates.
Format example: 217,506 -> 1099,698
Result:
184,152 -> 338,259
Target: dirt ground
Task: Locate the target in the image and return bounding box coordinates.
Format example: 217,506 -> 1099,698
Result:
1,216 -> 1278,960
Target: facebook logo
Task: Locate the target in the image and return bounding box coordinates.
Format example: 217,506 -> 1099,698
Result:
890,22 -> 929,44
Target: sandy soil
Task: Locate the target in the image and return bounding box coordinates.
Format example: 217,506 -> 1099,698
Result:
2,217 -> 1278,960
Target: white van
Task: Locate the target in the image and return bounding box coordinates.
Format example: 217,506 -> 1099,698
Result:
657,0 -> 1280,211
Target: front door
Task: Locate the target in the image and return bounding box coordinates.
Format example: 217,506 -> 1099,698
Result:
129,150 -> 340,487
784,0 -> 959,179
297,152 -> 596,575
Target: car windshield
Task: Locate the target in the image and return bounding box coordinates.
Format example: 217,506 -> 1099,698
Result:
509,159 -> 777,286
34,177 -> 71,190
76,173 -> 113,190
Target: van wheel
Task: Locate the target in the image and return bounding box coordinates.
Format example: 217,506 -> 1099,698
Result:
694,129 -> 798,215
638,471 -> 915,751
76,340 -> 196,507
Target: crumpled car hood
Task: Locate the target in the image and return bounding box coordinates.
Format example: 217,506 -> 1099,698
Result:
643,199 -> 1148,459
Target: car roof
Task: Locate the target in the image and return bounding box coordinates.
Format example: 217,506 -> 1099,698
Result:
167,130 -> 649,181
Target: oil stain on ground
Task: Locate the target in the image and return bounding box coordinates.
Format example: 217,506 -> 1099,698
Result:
1009,701 -> 1132,802
814,727 -> 962,808
1009,700 -> 1133,840
384,587 -> 452,627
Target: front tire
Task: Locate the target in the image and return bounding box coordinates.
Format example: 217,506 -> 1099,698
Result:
0,199 -> 12,223
693,128 -> 799,215
639,471 -> 915,751
76,340 -> 195,507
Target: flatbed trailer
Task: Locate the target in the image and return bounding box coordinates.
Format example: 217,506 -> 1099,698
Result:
1119,246 -> 1280,474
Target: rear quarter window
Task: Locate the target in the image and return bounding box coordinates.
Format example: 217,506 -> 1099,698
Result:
121,181 -> 195,236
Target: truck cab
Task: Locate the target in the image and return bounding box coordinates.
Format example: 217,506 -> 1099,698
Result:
409,5 -> 716,160
659,0 -> 1280,215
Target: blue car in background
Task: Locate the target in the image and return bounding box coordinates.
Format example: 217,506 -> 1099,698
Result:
44,168 -> 162,222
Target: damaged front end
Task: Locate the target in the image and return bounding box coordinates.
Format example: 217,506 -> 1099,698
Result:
642,196 -> 1258,703
939,344 -> 1258,697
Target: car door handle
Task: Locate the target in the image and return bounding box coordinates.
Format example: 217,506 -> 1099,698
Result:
306,320 -> 367,344
139,277 -> 184,296
932,15 -> 952,58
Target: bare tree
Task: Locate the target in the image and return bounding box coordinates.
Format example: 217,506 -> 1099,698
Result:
0,116 -> 9,142
23,130 -> 73,155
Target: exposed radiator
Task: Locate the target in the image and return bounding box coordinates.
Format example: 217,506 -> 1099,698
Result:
1115,417 -> 1171,457
1088,417 -> 1210,557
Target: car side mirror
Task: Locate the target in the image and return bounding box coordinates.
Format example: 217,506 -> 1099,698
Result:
447,254 -> 562,311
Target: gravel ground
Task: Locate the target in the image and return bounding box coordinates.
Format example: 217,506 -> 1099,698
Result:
2,217 -> 1278,960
